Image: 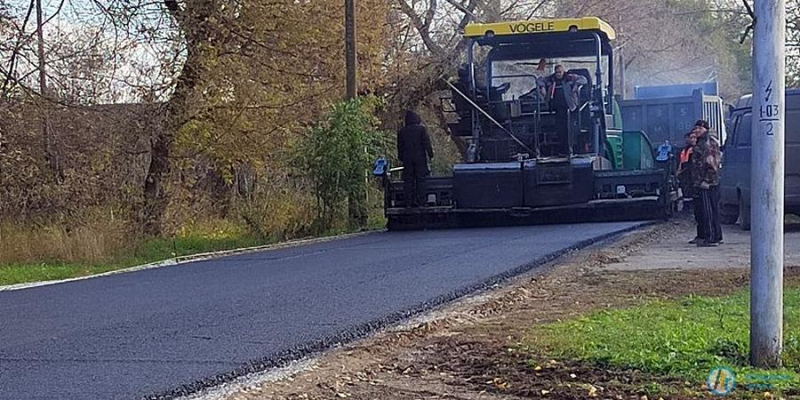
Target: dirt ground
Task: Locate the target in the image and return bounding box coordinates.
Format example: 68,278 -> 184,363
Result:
209,219 -> 800,400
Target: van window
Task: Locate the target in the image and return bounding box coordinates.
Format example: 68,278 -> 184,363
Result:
787,109 -> 800,144
736,113 -> 752,147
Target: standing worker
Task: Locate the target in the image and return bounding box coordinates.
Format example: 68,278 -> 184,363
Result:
397,110 -> 434,207
691,120 -> 723,247
541,65 -> 587,155
678,131 -> 705,243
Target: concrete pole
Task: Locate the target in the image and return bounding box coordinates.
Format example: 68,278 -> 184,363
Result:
344,0 -> 357,99
750,0 -> 786,369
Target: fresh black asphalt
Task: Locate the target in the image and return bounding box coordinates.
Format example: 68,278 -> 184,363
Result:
0,222 -> 642,399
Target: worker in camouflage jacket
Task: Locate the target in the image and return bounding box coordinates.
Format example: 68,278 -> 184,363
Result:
691,119 -> 723,247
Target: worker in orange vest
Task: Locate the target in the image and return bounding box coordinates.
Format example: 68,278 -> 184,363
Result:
677,130 -> 704,243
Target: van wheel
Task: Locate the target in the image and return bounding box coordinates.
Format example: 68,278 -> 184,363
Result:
720,206 -> 738,225
738,194 -> 751,231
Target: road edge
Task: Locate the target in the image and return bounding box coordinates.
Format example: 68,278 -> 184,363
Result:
0,230 -> 382,292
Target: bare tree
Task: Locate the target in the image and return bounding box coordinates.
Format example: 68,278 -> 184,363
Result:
787,1 -> 799,86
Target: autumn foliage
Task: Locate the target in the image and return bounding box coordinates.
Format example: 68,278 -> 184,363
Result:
0,0 -> 796,269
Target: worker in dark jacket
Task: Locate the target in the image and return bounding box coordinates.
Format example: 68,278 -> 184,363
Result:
397,110 -> 434,207
691,119 -> 723,247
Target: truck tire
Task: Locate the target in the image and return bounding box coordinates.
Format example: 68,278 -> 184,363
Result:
738,193 -> 751,231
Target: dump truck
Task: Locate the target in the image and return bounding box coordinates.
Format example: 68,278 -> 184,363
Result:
375,17 -> 680,230
619,82 -> 728,149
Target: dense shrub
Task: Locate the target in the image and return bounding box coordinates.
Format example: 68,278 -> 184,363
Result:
295,97 -> 389,231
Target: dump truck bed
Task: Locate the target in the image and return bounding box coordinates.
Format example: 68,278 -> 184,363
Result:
619,89 -> 726,146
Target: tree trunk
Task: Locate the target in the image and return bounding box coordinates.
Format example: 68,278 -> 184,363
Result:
143,0 -> 213,236
142,115 -> 171,235
142,54 -> 206,235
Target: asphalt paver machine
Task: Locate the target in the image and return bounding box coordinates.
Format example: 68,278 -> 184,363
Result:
377,17 -> 679,230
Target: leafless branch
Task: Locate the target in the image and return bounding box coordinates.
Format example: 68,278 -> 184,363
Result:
397,0 -> 444,55
2,0 -> 35,98
739,0 -> 755,43
526,0 -> 551,20
443,0 -> 483,24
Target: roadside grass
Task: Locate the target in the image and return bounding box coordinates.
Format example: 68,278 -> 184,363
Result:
0,214 -> 386,286
0,230 -> 265,286
525,287 -> 800,396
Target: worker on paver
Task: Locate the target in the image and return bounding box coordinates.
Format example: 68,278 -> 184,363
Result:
397,110 -> 434,207
541,65 -> 588,155
691,119 -> 723,247
678,131 -> 705,244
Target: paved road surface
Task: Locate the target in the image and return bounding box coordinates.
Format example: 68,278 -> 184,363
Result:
0,222 -> 641,399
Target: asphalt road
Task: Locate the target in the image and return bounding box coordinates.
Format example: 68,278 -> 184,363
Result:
0,222 -> 642,400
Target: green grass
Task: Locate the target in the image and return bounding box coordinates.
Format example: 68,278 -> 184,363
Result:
133,234 -> 264,260
526,288 -> 800,393
0,217 -> 386,286
0,233 -> 266,286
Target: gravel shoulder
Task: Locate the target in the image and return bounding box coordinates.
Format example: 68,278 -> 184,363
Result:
608,220 -> 800,271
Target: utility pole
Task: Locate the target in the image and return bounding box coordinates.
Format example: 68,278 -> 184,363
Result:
35,0 -> 60,181
344,0 -> 357,99
750,0 -> 786,368
35,0 -> 46,97
344,0 -> 366,226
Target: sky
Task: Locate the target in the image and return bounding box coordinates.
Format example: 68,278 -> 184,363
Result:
3,0 -> 179,103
